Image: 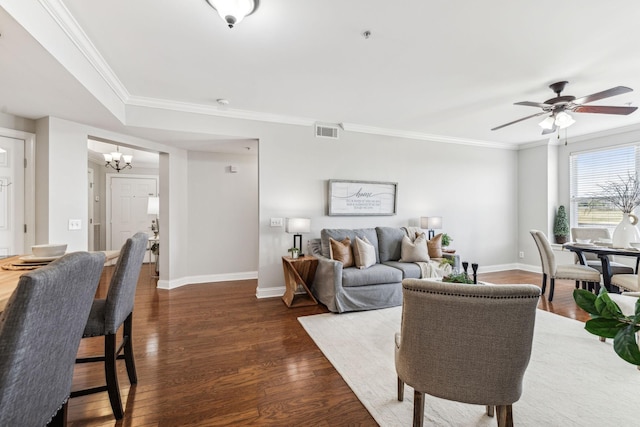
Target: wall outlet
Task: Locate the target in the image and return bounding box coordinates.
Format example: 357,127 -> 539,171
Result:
69,219 -> 82,230
519,251 -> 525,259
270,218 -> 283,227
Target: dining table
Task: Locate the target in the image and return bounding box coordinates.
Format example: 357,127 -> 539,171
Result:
563,243 -> 640,291
0,251 -> 120,313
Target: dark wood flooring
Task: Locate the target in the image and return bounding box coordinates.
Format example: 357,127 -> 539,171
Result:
67,267 -> 588,426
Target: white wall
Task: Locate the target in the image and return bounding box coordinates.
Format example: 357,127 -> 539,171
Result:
187,151 -> 258,278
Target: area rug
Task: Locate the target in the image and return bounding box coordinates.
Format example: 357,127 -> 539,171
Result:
299,307 -> 640,426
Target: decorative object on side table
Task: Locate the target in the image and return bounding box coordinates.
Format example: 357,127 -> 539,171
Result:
420,216 -> 442,240
593,172 -> 640,248
286,218 -> 310,257
288,247 -> 300,259
441,233 -> 455,253
573,287 -> 640,365
554,205 -> 570,244
443,261 -> 479,284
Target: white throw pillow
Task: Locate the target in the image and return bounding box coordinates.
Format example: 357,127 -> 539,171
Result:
353,236 -> 376,269
399,233 -> 430,263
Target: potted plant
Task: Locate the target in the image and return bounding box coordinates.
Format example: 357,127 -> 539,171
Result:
554,205 -> 569,244
288,247 -> 300,259
441,233 -> 455,254
573,287 -> 640,365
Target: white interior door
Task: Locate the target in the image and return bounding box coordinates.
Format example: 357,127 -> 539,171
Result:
109,176 -> 157,250
0,136 -> 24,256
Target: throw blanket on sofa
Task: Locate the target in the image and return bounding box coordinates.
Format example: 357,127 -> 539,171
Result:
415,260 -> 452,279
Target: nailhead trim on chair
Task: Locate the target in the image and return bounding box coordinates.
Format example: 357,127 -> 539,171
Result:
403,287 -> 541,300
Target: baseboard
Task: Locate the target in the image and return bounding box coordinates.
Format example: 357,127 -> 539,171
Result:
476,263 -> 540,274
256,285 -> 286,299
156,271 -> 258,290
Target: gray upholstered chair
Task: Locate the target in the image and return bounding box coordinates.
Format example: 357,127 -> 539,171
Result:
530,230 -> 601,301
571,227 -> 635,275
395,279 -> 540,427
0,252 -> 106,426
70,232 -> 148,419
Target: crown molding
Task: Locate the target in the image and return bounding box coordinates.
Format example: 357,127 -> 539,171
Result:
339,123 -> 519,150
39,0 -> 131,103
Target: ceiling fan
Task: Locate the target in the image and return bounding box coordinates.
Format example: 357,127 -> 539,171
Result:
491,81 -> 638,134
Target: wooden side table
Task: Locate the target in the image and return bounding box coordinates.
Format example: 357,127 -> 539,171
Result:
281,255 -> 318,307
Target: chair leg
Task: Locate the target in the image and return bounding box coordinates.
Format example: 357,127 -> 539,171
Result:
541,273 -> 547,294
397,377 -> 404,401
105,333 -> 124,420
47,401 -> 67,427
496,404 -> 513,427
486,405 -> 494,417
548,278 -> 555,302
413,390 -> 424,427
123,313 -> 137,384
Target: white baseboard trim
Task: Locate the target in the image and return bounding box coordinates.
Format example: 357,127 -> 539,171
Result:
256,285 -> 286,299
474,263 -> 540,274
156,271 -> 258,290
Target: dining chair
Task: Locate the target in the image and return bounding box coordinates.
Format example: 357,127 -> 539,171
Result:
0,252 -> 106,426
70,232 -> 148,420
571,227 -> 635,275
530,230 -> 601,301
610,271 -> 640,292
395,279 -> 540,427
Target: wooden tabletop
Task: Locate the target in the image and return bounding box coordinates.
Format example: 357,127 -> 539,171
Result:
0,251 -> 120,313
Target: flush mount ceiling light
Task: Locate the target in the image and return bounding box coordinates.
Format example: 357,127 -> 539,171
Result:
205,0 -> 259,28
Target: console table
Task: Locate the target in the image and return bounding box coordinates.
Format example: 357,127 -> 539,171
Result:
281,255 -> 318,307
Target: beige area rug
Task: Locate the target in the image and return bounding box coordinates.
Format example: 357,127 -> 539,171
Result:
299,307 -> 640,426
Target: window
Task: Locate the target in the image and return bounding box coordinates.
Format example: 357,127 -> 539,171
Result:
570,144 -> 640,228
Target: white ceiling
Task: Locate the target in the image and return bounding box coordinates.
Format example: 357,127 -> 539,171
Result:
2,1 -> 640,149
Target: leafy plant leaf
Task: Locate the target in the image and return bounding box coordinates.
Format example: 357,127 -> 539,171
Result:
573,289 -> 598,315
614,325 -> 640,365
585,318 -> 626,338
594,291 -> 624,319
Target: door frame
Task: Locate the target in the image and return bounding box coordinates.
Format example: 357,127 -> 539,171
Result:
0,127 -> 35,252
105,173 -> 158,250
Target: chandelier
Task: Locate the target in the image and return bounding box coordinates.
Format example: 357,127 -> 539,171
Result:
103,146 -> 132,173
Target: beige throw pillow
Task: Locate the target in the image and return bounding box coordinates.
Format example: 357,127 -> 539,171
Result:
428,233 -> 443,258
329,237 -> 354,267
399,233 -> 430,262
353,236 -> 376,269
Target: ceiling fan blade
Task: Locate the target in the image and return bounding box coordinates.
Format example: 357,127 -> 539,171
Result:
573,105 -> 638,115
491,111 -> 547,131
542,124 -> 557,135
573,86 -> 633,105
514,101 -> 550,108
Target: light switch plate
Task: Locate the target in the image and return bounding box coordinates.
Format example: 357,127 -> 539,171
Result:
270,218 -> 283,227
69,219 -> 82,230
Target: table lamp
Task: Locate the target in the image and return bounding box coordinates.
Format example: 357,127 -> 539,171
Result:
420,216 -> 442,240
286,218 -> 311,256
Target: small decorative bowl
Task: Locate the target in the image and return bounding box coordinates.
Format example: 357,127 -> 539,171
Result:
32,244 -> 67,257
630,242 -> 640,249
576,239 -> 591,244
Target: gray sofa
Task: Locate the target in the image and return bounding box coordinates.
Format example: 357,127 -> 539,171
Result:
309,227 -> 461,313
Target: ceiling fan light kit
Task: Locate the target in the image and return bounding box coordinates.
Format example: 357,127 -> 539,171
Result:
205,0 -> 258,28
492,80 -> 638,134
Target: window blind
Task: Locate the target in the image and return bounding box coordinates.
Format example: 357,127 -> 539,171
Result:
569,144 -> 640,227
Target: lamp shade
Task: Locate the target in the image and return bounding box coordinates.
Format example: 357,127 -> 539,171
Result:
420,216 -> 442,229
286,218 -> 311,234
147,196 -> 159,215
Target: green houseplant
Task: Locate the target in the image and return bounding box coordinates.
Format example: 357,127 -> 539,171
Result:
441,233 -> 453,247
288,247 -> 300,259
574,287 -> 640,365
554,205 -> 570,244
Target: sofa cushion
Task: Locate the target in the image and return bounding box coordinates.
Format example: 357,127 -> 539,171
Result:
353,236 -> 376,269
376,227 -> 406,262
399,234 -> 430,262
321,229 -> 380,263
342,264 -> 402,287
428,233 -> 443,258
329,237 -> 354,267
384,261 -> 422,279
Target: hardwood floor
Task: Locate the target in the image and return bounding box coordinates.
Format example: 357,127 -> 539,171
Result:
67,267 -> 588,426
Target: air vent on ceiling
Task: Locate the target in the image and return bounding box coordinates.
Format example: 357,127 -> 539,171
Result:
315,123 -> 339,139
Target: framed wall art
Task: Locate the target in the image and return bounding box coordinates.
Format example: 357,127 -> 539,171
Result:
328,179 -> 397,216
